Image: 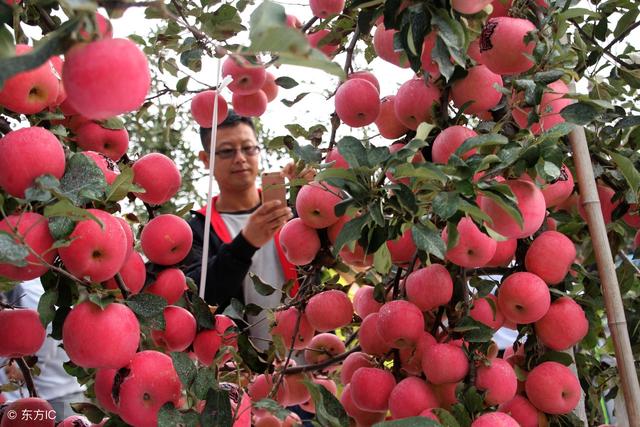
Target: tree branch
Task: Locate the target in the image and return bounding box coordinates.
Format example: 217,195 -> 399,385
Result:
301,17 -> 318,34
570,19 -> 639,71
114,273 -> 131,299
283,345 -> 361,374
14,358 -> 38,398
603,20 -> 640,53
343,26 -> 360,75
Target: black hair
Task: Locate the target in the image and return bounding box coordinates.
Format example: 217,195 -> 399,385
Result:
199,110 -> 256,151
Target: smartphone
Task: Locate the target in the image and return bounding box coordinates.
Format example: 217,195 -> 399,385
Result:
261,172 -> 287,206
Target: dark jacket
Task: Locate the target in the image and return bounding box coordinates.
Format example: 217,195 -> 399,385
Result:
182,195 -> 298,310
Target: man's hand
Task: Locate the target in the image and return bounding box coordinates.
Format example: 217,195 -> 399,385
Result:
241,200 -> 292,248
281,162 -> 315,183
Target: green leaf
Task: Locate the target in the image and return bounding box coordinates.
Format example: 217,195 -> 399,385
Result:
249,273 -> 278,296
176,76 -> 190,93
248,0 -> 316,61
69,403 -> 105,424
337,136 -> 367,168
610,152 -> 640,199
292,141 -> 322,163
253,399 -> 291,420
200,388 -> 233,427
533,70 -> 565,85
374,417 -> 441,427
455,133 -> 508,158
99,117 -> 125,130
478,186 -> 523,229
0,18 -> 80,87
170,351 -> 197,389
237,332 -> 270,372
334,214 -> 369,255
125,293 -> 167,322
432,409 -> 461,427
192,294 -> 215,329
24,175 -> 60,203
431,36 -> 454,81
37,286 -> 58,328
275,76 -> 298,89
107,166 -> 135,202
450,316 -> 494,342
158,405 -> 200,427
432,192 -> 461,220
303,378 -> 350,427
560,102 -> 600,125
193,367 -> 218,400
281,92 -> 309,107
59,153 -> 107,205
373,244 -> 392,274
0,231 -> 29,267
412,223 -> 446,260
222,298 -> 245,321
275,48 -> 345,79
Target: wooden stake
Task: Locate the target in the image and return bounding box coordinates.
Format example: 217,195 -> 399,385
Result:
568,124 -> 640,425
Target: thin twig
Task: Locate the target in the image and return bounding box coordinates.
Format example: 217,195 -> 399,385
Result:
603,21 -> 640,53
35,5 -> 57,33
618,249 -> 640,276
0,117 -> 12,135
14,358 -> 38,398
343,26 -> 361,75
301,17 -> 318,34
326,113 -> 340,156
114,273 -> 131,299
569,19 -> 639,70
167,0 -> 215,56
283,345 -> 361,374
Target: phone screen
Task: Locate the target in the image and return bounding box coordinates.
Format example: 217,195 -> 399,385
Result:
261,172 -> 287,206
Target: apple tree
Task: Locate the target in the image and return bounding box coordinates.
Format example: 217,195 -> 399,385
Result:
0,0 -> 639,426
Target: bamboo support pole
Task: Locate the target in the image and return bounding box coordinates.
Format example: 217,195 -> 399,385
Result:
568,124 -> 640,425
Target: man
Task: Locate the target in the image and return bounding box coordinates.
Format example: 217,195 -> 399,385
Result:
183,111 -> 297,348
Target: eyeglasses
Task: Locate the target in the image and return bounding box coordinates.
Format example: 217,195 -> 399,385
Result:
214,146 -> 261,159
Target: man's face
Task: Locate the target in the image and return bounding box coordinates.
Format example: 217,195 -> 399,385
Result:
200,123 -> 260,192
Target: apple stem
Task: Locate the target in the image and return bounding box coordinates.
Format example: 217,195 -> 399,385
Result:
14,358 -> 38,398
391,266 -> 404,300
114,273 -> 131,299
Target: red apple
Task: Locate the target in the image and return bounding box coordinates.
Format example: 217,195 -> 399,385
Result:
132,153 -> 182,205
117,350 -> 182,427
190,90 -> 229,127
0,212 -> 56,281
0,309 -> 46,357
348,71 -> 380,93
451,65 -> 503,115
350,367 -> 396,412
535,296 -> 588,351
375,96 -> 409,140
0,398 -> 56,427
497,272 -> 550,324
525,361 -> 581,414
95,368 -> 119,413
340,384 -> 386,426
261,72 -> 279,102
358,312 -> 392,357
304,333 -> 346,367
296,182 -> 342,228
63,38 -> 150,119
307,30 -> 340,56
104,251 -> 146,295
145,268 -> 187,304
222,56 -> 266,95
405,264 -> 453,311
151,305 -> 197,352
279,218 -> 320,266
479,17 -> 536,75
470,294 -> 504,330
232,91 -> 268,117
512,80 -> 572,134
82,151 -> 120,185
499,395 -> 545,427
443,217 -> 497,268
388,377 -> 439,419
376,300 -> 424,348
340,352 -> 376,385
478,179 -> 546,239
486,238 -> 517,267
0,45 -> 59,114
422,343 -> 469,384
305,289 -> 353,332
394,78 -> 440,130
475,358 -> 518,405
140,214 -> 193,265
432,126 -> 478,164
471,412 -> 519,427
58,209 -> 128,282
0,127 -> 65,199
74,121 -> 129,161
62,301 -> 140,368
309,0 -> 344,18
373,23 -> 409,68
525,231 -> 576,285
271,307 -> 315,350
352,285 -> 383,319
335,79 -> 381,127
